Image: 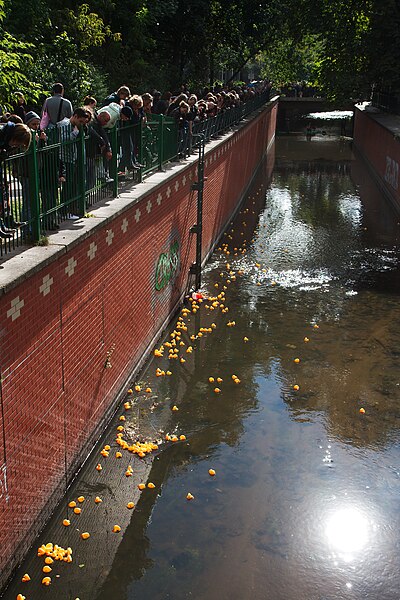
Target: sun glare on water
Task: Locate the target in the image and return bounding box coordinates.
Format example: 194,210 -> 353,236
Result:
325,508 -> 369,554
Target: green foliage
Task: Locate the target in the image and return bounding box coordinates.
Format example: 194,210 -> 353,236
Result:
0,0 -> 398,110
0,31 -> 45,108
68,4 -> 120,50
23,32 -> 109,106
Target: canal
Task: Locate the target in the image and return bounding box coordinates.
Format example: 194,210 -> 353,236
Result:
3,132 -> 400,600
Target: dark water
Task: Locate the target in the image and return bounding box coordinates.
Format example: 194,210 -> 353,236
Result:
4,136 -> 400,600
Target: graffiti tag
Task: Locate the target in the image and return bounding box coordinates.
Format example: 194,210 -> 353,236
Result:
0,463 -> 9,503
155,240 -> 180,291
384,156 -> 399,190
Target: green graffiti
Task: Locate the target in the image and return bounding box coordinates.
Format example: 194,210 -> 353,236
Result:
155,240 -> 180,291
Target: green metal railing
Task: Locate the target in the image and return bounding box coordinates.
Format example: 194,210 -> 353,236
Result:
0,91 -> 269,257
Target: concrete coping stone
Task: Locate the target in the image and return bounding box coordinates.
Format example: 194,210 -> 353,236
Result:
0,99 -> 278,297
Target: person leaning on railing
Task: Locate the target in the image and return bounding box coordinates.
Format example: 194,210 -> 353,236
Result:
124,95 -> 145,171
86,109 -> 113,189
57,107 -> 88,218
0,122 -> 31,238
0,114 -> 23,124
141,93 -> 153,117
102,86 -> 131,108
153,91 -> 172,115
12,112 -> 46,230
167,93 -> 188,117
170,100 -> 192,158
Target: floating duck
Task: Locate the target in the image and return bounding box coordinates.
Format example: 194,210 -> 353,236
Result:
208,469 -> 216,476
94,496 -> 102,503
186,493 -> 194,501
293,385 -> 300,391
63,519 -> 70,527
42,576 -> 51,586
42,565 -> 52,573
21,574 -> 30,582
127,502 -> 135,509
147,482 -> 156,489
113,525 -> 121,533
81,532 -> 90,539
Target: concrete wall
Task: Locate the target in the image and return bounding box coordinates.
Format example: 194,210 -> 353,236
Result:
353,104 -> 400,211
0,98 -> 278,589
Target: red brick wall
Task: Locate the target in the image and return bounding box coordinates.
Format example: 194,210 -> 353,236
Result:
0,100 -> 277,587
353,106 -> 400,209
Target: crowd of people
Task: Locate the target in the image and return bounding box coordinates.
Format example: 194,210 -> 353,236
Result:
0,80 -> 271,238
278,81 -> 320,98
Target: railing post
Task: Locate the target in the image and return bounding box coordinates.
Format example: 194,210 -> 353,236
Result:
137,121 -> 143,183
27,135 -> 41,242
77,128 -> 86,217
158,114 -> 165,171
110,125 -> 118,197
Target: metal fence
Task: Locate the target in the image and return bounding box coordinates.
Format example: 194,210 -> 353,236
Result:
371,89 -> 400,115
0,91 -> 269,257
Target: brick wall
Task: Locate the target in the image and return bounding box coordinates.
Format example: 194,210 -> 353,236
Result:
0,100 -> 277,588
353,106 -> 400,210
